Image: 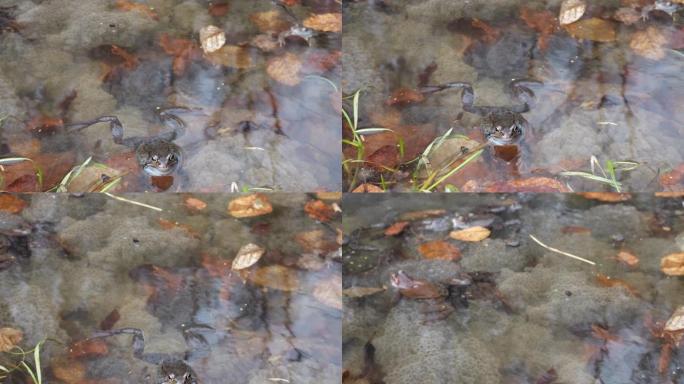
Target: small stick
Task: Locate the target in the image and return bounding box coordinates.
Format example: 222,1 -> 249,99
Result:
529,234 -> 596,266
104,193 -> 163,212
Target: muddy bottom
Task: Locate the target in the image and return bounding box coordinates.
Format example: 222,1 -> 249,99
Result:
342,193 -> 684,384
0,193 -> 341,384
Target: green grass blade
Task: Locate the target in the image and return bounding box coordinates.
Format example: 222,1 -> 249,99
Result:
352,90 -> 360,131
355,128 -> 393,135
33,341 -> 42,384
559,171 -> 623,187
424,148 -> 483,191
19,361 -> 38,384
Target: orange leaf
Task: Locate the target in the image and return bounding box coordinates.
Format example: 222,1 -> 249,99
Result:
563,18 -> 616,42
418,240 -> 461,261
158,218 -> 200,238
384,221 -> 409,236
227,194 -> 273,218
0,194 -> 27,214
660,253 -> 684,276
579,192 -> 632,202
351,183 -> 384,193
386,88 -> 425,106
449,226 -> 491,242
595,273 -> 640,297
616,250 -> 640,268
302,13 -> 342,33
26,115 -> 63,135
561,225 -> 591,234
110,45 -> 138,69
68,339 -> 109,359
471,18 -> 500,44
184,197 -> 207,212
114,0 -> 158,20
304,200 -> 336,222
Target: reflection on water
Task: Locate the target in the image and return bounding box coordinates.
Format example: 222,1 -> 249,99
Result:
342,0 -> 684,192
342,193 -> 684,384
0,0 -> 341,192
0,193 -> 341,383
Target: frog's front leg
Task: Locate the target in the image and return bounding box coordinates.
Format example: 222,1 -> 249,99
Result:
156,108 -> 189,142
65,116 -> 142,148
419,82 -> 485,115
508,79 -> 541,113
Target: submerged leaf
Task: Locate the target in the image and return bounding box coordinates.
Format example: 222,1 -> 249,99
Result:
630,27 -> 668,60
661,253 -> 684,276
449,226 -> 491,242
385,221 -> 409,236
0,327 -> 22,352
114,0 -> 158,20
303,13 -> 342,32
184,197 -> 207,211
199,25 -> 226,53
418,240 -> 461,261
304,200 -> 337,222
68,339 -> 109,359
616,250 -> 640,267
664,305 -> 684,332
343,286 -> 387,298
0,194 -> 27,214
559,0 -> 586,25
266,52 -> 303,86
248,265 -> 299,291
228,194 -> 273,218
232,243 -> 265,270
579,192 -> 632,202
249,10 -> 290,33
564,18 -> 616,42
386,88 -> 425,106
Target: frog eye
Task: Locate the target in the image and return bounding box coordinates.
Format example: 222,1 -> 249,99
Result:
168,154 -> 177,163
152,155 -> 159,162
495,126 -> 502,132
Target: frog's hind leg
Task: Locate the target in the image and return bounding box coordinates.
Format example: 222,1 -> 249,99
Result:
65,116 -> 142,147
509,79 -> 542,113
88,327 -> 177,365
419,82 -> 482,114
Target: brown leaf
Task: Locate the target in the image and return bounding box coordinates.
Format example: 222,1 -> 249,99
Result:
563,18 -> 617,42
312,274 -> 342,310
520,7 -> 557,50
184,197 -> 207,212
303,13 -> 342,32
449,226 -> 491,242
315,192 -> 342,201
659,343 -> 673,374
304,200 -> 336,222
228,194 -> 273,218
614,7 -> 641,25
249,10 -> 290,33
462,177 -> 572,192
248,265 -> 299,291
385,221 -> 409,236
417,240 -> 461,261
68,338 -> 109,359
559,0 -> 587,25
232,243 -> 265,270
630,27 -> 668,60
0,194 -> 27,213
655,192 -> 684,198
158,34 -> 199,76
579,192 -> 632,202
386,88 -> 425,106
26,115 -> 64,135
343,286 -> 386,298
661,253 -> 684,276
561,226 -> 591,234
616,250 -> 640,268
0,327 -> 22,352
659,164 -> 684,187
295,229 -> 339,254
158,218 -> 200,238
201,253 -> 231,277
205,45 -> 253,69
399,209 -> 447,221
110,45 -> 138,70
471,18 -> 500,44
591,324 -> 621,342
208,2 -> 229,17
595,273 -> 640,297
266,52 -> 302,86
351,183 -> 385,193
114,0 -> 158,20
99,309 -> 120,331
366,145 -> 399,169
51,358 -> 86,384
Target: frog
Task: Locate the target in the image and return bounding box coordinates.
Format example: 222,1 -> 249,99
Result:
87,326 -> 211,384
277,25 -> 316,46
420,79 -> 540,172
390,270 -> 510,322
65,107 -> 191,177
642,0 -> 682,19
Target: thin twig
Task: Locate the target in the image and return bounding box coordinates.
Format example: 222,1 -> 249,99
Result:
104,193 -> 163,212
529,234 -> 596,266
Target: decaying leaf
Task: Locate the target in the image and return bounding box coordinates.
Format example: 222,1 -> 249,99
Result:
659,164 -> 684,187
664,306 -> 684,332
0,194 -> 27,213
158,218 -> 200,238
248,265 -> 299,291
417,240 -> 461,261
559,0 -> 587,25
343,286 -> 387,298
295,229 -> 339,254
114,0 -> 158,20
199,25 -> 226,53
204,45 -> 253,69
266,52 -> 303,86
227,194 -> 273,218
564,18 -> 617,42
367,145 -> 400,170
304,199 -> 337,222
51,358 -> 86,384
159,34 -> 199,76
462,177 -> 572,192
630,26 -> 668,60
68,338 -> 109,359
249,10 -> 290,33
0,327 -> 22,352
232,243 -> 265,270
449,226 -> 491,242
595,273 -> 640,297
520,7 -> 557,50
579,192 -> 632,202
110,45 -> 139,69
208,2 -> 229,17
385,221 -> 409,236
399,209 -> 447,221
316,192 -> 342,201
303,13 -> 342,32
661,253 -> 684,276
616,250 -> 640,267
201,253 -> 232,277
591,324 -> 620,342
184,197 -> 207,211
313,274 -> 342,310
351,183 -> 384,193
386,88 -> 425,106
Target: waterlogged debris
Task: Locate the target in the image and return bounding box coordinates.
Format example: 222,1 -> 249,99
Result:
249,10 -> 290,33
343,286 -> 386,298
208,2 -> 229,17
595,273 -> 640,297
616,250 -> 640,268
0,327 -> 22,352
184,197 -> 207,212
0,194 -> 27,213
304,199 -> 336,222
417,240 -> 461,261
248,265 -> 299,291
313,274 -> 342,310
351,183 -> 384,193
579,192 -> 632,202
303,13 -> 342,32
661,253 -> 684,276
399,209 -> 446,221
228,194 -> 273,218
295,229 -> 339,254
199,25 -> 226,53
520,7 -> 557,50
110,45 -> 138,69
68,338 -> 109,359
266,53 -> 303,86
564,18 -> 617,42
51,358 -> 86,384
205,45 -> 253,69
462,177 -> 571,192
561,226 -> 591,234
201,253 -> 231,277
115,0 -> 158,20
559,0 -> 586,25
591,324 -> 620,342
630,27 -> 668,60
385,221 -> 409,236
232,243 -> 265,270
157,218 -> 200,239
386,88 -> 425,106
159,34 -> 198,76
450,226 -> 491,242
614,7 -> 641,25
659,164 -> 684,187
535,367 -> 558,384
316,192 -> 342,201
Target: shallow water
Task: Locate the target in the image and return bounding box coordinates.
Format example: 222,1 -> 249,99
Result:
0,193 -> 341,383
0,0 -> 341,192
342,0 -> 684,192
342,193 -> 684,384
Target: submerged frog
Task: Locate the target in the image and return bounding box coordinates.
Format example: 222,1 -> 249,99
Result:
66,108 -> 190,176
390,270 -> 509,322
88,326 -> 211,384
421,79 -> 540,168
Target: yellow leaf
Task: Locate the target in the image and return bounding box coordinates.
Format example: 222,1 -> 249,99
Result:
449,226 -> 491,242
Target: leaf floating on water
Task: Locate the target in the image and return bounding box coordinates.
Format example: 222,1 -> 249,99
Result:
304,199 -> 337,222
302,13 -> 342,32
228,194 -> 273,218
199,25 -> 226,53
343,286 -> 387,298
386,88 -> 425,106
184,197 -> 207,212
114,0 -> 158,20
559,0 -> 586,25
266,52 -> 303,86
579,192 -> 632,202
384,221 -> 409,236
616,250 -> 640,268
563,18 -> 617,42
418,240 -> 462,261
0,194 -> 27,214
232,243 -> 265,270
0,327 -> 22,352
313,274 -> 342,310
661,253 -> 684,276
249,10 -> 290,33
630,26 -> 668,60
248,265 -> 299,291
449,226 -> 491,242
